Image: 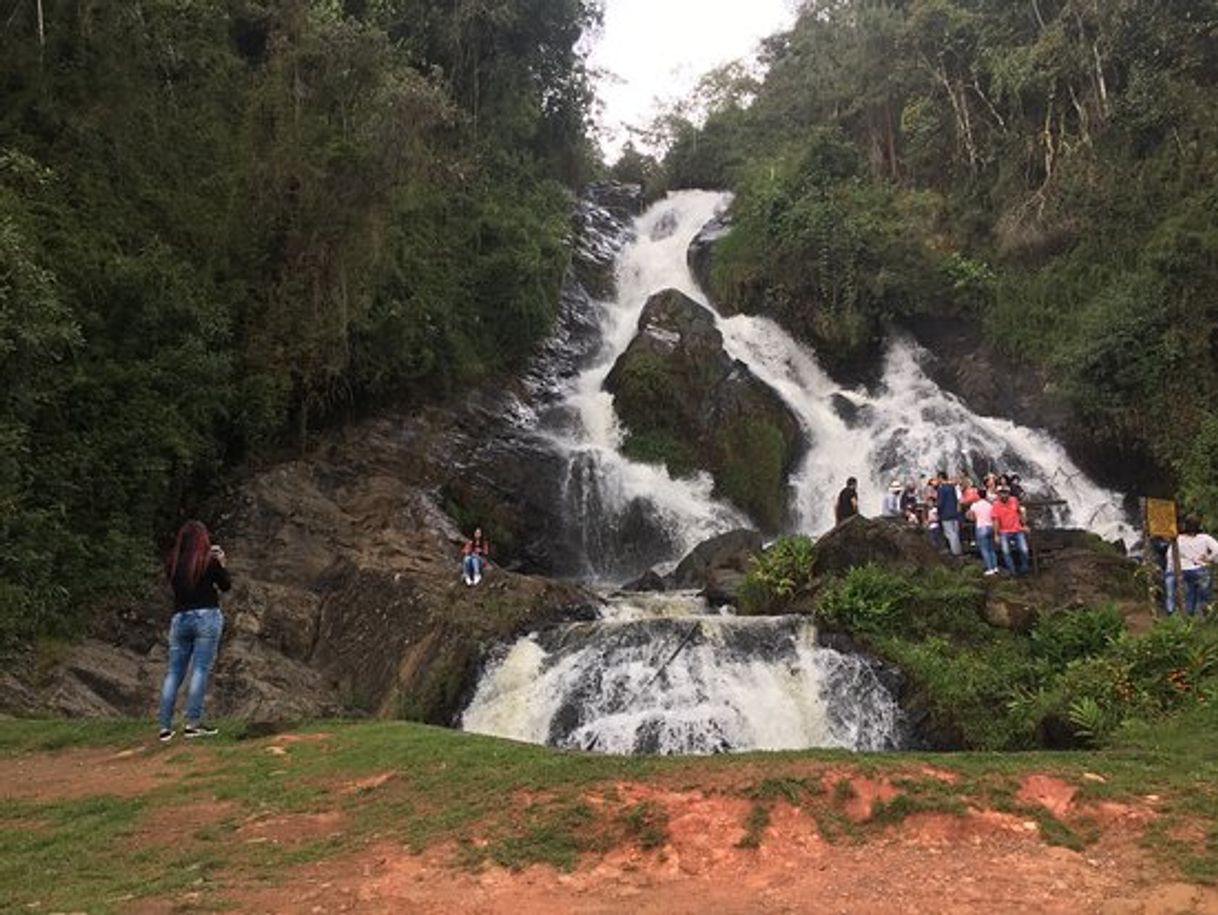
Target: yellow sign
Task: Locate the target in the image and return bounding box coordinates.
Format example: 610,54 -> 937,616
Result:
1146,498 -> 1178,539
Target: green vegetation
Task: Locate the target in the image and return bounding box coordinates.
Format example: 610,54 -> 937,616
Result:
646,0 -> 1218,503
2,714 -> 1216,909
0,0 -> 602,647
736,535 -> 815,615
714,416 -> 791,531
811,564 -> 1218,750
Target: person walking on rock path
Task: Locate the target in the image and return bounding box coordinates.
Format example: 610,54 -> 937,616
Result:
158,520 -> 230,742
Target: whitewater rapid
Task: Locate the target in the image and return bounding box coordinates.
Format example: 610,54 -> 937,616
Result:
461,593 -> 900,755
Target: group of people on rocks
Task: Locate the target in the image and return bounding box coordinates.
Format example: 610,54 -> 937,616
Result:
838,471 -> 1033,576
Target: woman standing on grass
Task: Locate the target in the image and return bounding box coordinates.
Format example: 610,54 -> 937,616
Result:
158,520 -> 230,742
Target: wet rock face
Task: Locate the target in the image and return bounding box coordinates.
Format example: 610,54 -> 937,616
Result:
624,529 -> 764,605
668,529 -> 765,605
808,515 -> 948,580
604,289 -> 805,531
687,212 -> 733,310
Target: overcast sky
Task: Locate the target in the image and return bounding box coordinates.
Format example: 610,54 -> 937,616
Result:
588,0 -> 799,159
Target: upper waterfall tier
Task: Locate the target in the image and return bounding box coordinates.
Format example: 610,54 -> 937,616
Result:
522,189 -> 1131,581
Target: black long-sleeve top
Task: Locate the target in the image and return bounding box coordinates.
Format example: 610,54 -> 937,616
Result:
171,559 -> 232,613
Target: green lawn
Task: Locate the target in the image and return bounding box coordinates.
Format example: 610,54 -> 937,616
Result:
0,708 -> 1214,913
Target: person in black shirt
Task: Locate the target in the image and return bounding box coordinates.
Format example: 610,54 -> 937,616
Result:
157,520 -> 231,742
835,477 -> 859,525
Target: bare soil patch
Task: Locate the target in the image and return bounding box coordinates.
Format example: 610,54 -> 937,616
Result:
0,745 -> 199,801
220,780 -> 1218,915
237,810 -> 349,847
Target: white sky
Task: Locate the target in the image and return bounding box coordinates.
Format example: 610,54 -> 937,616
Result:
588,0 -> 799,159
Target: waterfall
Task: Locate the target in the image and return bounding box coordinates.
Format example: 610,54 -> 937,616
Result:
537,189 -> 1131,566
461,593 -> 900,755
459,188 -> 1135,756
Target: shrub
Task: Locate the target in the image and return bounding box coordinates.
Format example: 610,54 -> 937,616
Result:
1030,605 -> 1125,668
816,564 -> 914,635
736,536 -> 814,616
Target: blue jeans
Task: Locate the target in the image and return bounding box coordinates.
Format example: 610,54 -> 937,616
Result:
1165,568 -> 1211,616
159,607 -> 224,730
941,519 -> 962,556
975,527 -> 998,572
1001,532 -> 1030,576
463,555 -> 483,580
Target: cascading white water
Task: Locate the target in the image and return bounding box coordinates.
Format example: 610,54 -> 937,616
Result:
546,192 -> 751,578
461,593 -> 900,755
546,189 -> 1131,553
461,188 -> 1135,757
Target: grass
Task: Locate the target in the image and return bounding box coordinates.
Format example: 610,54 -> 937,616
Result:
0,710 -> 1215,910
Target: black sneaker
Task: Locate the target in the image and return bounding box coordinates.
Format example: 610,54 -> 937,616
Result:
158,728 -> 175,743
183,724 -> 219,738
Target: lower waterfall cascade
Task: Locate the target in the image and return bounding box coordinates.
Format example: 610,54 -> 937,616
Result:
461,593 -> 901,756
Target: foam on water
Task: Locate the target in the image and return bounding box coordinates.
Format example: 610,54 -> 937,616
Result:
461,595 -> 899,755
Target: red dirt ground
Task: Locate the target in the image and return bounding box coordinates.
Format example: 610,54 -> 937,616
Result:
9,746 -> 1218,914
225,778 -> 1218,915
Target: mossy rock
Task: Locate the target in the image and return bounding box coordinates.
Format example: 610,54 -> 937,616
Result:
604,288 -> 804,530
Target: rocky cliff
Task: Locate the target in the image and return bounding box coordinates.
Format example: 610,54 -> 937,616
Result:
0,414 -> 598,725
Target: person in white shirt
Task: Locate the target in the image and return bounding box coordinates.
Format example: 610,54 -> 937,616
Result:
1166,517 -> 1218,616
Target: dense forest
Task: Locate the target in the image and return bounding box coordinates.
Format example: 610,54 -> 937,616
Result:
629,0 -> 1218,523
0,0 -> 601,645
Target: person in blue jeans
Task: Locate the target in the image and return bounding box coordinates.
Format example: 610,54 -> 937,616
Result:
992,486 -> 1030,576
461,527 -> 490,586
936,471 -> 963,556
158,520 -> 231,742
1164,518 -> 1218,616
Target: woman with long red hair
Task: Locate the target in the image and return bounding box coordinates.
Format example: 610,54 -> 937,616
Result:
157,520 -> 231,741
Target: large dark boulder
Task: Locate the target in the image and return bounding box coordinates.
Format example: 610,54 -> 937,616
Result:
687,212 -> 733,310
668,529 -> 765,605
808,515 -> 947,581
604,289 -> 804,531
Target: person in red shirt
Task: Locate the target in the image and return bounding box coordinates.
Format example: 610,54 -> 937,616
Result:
992,487 -> 1029,576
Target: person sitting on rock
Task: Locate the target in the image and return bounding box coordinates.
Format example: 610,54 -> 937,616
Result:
881,481 -> 902,518
993,486 -> 1030,576
835,477 -> 859,525
462,527 -> 490,586
1165,517 -> 1218,616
